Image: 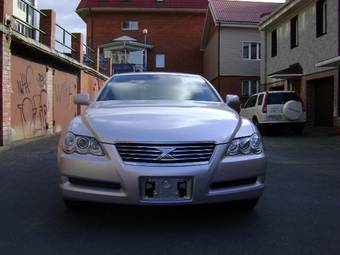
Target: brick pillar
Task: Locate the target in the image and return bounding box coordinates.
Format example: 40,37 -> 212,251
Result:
1,33 -> 12,145
0,32 -> 3,145
39,9 -> 56,49
95,48 -> 100,71
0,0 -> 13,24
70,33 -> 83,63
45,67 -> 54,135
106,58 -> 113,77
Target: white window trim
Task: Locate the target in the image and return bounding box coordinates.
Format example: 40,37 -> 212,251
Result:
242,80 -> 260,97
242,41 -> 261,61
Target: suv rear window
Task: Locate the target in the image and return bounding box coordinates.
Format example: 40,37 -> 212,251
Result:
268,92 -> 299,105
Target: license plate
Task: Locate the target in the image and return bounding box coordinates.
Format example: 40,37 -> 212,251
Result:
141,177 -> 193,201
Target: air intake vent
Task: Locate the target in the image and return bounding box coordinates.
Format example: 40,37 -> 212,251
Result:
116,143 -> 215,164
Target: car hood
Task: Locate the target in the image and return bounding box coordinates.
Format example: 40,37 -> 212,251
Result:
81,101 -> 241,144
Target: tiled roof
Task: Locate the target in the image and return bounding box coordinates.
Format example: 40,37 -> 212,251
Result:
209,0 -> 281,24
77,0 -> 209,10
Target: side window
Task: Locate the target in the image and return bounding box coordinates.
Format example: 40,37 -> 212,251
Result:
258,94 -> 264,105
245,95 -> 257,108
249,96 -> 258,107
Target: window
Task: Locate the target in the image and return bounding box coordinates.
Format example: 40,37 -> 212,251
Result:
242,80 -> 259,97
290,16 -> 299,48
244,95 -> 258,108
242,42 -> 261,60
17,0 -> 27,12
121,21 -> 139,30
258,94 -> 264,105
316,0 -> 327,37
98,74 -> 220,102
271,29 -> 277,57
155,54 -> 165,68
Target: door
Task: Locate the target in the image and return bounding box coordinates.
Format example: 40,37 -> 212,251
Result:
240,95 -> 258,120
314,77 -> 334,127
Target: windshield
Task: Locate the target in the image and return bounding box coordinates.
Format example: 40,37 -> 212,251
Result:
97,74 -> 220,102
268,92 -> 299,105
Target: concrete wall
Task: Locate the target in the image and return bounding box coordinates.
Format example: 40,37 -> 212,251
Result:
262,0 -> 338,84
220,27 -> 261,76
203,29 -> 218,81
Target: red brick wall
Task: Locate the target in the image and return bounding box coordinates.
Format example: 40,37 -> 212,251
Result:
0,32 -> 3,145
87,11 -> 205,74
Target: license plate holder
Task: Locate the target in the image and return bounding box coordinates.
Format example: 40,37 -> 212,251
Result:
141,177 -> 193,201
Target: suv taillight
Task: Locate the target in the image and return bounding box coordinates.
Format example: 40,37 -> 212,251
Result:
262,94 -> 268,113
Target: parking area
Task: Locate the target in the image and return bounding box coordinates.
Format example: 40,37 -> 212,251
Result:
0,134 -> 340,255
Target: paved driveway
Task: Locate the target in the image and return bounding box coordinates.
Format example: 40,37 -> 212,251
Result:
0,135 -> 340,255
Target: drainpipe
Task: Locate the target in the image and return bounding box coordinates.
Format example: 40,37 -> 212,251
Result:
217,21 -> 221,95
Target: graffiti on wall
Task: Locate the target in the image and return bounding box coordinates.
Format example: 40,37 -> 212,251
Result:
53,70 -> 78,133
13,63 -> 49,139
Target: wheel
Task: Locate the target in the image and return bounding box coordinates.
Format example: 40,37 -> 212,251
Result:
292,124 -> 304,135
63,198 -> 87,210
235,199 -> 259,211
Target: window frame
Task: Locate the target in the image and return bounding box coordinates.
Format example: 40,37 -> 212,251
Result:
242,42 -> 261,60
121,21 -> 139,31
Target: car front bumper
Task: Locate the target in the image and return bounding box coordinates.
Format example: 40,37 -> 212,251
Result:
58,143 -> 266,205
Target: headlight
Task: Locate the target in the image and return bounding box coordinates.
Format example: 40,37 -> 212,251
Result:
63,132 -> 104,156
226,134 -> 263,156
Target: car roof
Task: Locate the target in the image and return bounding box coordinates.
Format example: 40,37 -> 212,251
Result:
111,72 -> 203,78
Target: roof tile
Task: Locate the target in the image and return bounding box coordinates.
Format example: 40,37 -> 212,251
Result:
77,0 -> 209,10
209,0 -> 281,24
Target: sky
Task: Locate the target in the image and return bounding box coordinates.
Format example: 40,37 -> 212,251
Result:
37,0 -> 285,41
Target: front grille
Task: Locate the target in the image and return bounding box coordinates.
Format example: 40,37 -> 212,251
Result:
115,143 -> 215,164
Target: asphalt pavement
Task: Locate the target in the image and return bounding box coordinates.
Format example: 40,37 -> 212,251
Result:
0,134 -> 340,255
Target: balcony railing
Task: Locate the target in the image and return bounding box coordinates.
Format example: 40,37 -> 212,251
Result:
55,24 -> 76,53
83,43 -> 95,67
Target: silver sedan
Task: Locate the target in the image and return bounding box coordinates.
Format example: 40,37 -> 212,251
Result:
58,73 -> 266,210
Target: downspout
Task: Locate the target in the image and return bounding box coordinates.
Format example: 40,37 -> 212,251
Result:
217,21 -> 221,95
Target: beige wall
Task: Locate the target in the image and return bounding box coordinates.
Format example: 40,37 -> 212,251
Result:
203,30 -> 219,81
219,27 -> 261,76
262,0 -> 338,84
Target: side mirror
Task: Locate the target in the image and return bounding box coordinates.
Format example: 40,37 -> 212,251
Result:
74,93 -> 90,105
226,94 -> 240,107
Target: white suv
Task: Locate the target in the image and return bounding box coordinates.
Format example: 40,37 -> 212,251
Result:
240,91 -> 306,134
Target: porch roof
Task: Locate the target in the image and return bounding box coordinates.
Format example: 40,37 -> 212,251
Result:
268,63 -> 303,79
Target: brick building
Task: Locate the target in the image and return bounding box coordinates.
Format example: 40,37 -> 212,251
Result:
76,0 -> 208,74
